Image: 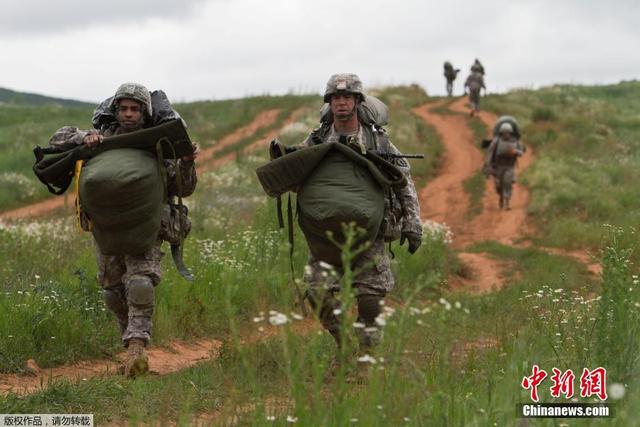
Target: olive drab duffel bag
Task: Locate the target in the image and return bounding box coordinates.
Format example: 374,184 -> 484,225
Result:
78,148 -> 165,256
256,142 -> 406,266
297,149 -> 385,266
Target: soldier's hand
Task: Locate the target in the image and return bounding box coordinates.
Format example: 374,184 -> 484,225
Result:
269,139 -> 286,160
400,231 -> 422,254
182,142 -> 199,162
83,133 -> 103,148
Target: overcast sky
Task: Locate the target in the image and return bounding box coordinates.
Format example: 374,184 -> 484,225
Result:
1,0 -> 638,103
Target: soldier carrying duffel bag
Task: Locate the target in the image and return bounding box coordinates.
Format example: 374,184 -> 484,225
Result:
44,83 -> 199,378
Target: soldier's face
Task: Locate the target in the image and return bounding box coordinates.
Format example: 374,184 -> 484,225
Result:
330,93 -> 357,121
116,99 -> 144,131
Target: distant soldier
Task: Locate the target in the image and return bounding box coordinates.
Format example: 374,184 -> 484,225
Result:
48,83 -> 198,378
267,73 -> 422,361
471,58 -> 485,75
483,119 -> 525,210
443,61 -> 460,97
464,69 -> 486,117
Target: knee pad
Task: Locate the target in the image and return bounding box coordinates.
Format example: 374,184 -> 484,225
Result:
103,288 -> 127,314
357,295 -> 382,326
126,275 -> 155,306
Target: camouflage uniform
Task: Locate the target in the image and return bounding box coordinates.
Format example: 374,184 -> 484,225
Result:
483,134 -> 525,209
471,59 -> 485,75
464,71 -> 486,114
48,109 -> 197,346
299,109 -> 422,348
443,62 -> 459,97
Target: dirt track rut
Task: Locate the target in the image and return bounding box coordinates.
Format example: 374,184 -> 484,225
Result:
415,96 -> 599,292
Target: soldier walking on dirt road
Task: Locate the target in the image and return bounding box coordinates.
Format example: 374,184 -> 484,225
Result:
269,74 -> 423,365
483,119 -> 525,210
464,67 -> 486,117
444,61 -> 460,97
471,58 -> 485,76
48,83 -> 198,378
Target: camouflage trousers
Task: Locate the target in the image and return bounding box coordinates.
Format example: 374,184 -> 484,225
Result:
469,88 -> 481,112
493,165 -> 516,201
95,239 -> 163,346
303,238 -> 393,348
446,80 -> 454,97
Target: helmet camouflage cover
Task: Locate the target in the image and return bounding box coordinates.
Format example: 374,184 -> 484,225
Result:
112,82 -> 153,118
323,73 -> 365,103
499,122 -> 514,134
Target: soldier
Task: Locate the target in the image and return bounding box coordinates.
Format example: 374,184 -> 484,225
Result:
443,61 -> 460,97
471,58 -> 485,75
48,83 -> 198,377
464,67 -> 486,117
285,74 -> 423,359
483,121 -> 525,210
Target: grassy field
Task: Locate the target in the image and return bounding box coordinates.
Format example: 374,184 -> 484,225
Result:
2,83 -> 640,425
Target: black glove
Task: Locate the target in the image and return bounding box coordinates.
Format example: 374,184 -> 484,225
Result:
269,139 -> 285,160
400,231 -> 422,254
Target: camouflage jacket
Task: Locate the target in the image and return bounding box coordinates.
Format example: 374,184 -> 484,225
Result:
48,124 -> 197,199
299,123 -> 423,239
465,72 -> 486,91
483,136 -> 525,172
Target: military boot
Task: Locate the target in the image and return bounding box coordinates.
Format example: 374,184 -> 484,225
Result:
504,197 -> 511,210
125,338 -> 149,378
499,195 -> 504,210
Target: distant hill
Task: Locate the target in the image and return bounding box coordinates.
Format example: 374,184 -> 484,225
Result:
0,87 -> 92,107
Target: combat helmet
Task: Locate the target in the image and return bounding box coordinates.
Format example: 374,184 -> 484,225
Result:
323,73 -> 366,103
112,83 -> 153,118
498,122 -> 514,134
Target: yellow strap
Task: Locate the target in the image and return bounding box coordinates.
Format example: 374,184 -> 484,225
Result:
73,160 -> 92,232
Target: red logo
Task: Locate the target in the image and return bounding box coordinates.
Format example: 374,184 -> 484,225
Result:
522,366 -> 607,401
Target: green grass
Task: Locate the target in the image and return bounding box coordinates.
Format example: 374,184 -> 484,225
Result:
5,83 -> 640,425
7,229 -> 640,425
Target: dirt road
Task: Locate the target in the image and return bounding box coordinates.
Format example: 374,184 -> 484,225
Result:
415,96 -> 598,292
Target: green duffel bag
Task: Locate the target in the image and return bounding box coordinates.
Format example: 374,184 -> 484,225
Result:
79,148 -> 165,255
297,150 -> 385,266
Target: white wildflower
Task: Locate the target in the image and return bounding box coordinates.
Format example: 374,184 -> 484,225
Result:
608,383 -> 625,400
357,354 -> 377,364
269,312 -> 289,326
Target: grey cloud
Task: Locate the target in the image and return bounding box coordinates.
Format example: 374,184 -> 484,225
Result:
0,0 -> 213,35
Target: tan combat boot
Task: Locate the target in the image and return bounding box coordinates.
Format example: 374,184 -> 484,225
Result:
125,338 -> 149,378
